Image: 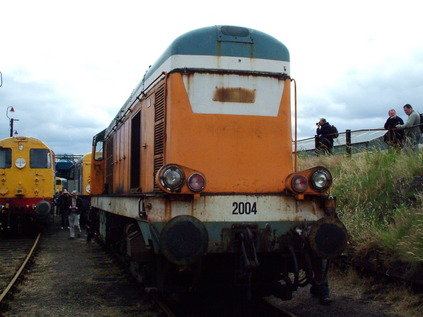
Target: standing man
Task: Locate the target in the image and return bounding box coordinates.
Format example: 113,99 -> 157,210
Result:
396,104 -> 421,153
54,190 -> 61,216
58,189 -> 70,230
68,191 -> 83,239
384,109 -> 404,151
316,118 -> 334,155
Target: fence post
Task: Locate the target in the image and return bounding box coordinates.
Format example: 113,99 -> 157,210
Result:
346,129 -> 351,158
315,135 -> 319,155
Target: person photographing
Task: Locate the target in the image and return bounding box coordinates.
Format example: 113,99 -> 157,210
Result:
316,118 -> 334,155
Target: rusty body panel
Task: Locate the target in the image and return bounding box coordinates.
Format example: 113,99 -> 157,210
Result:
213,87 -> 256,103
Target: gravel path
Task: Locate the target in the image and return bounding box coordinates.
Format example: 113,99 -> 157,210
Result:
3,219 -> 154,317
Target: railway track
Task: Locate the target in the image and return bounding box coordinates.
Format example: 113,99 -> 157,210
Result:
2,226 -> 413,316
0,234 -> 40,310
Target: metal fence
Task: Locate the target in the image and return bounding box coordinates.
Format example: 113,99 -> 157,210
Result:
294,124 -> 422,157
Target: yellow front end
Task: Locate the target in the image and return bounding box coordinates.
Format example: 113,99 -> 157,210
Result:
0,136 -> 55,200
81,152 -> 92,195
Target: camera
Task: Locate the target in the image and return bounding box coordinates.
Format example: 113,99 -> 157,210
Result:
316,122 -> 319,126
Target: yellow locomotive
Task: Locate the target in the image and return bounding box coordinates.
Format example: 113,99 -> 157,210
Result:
0,136 -> 55,233
90,25 -> 347,300
68,152 -> 91,197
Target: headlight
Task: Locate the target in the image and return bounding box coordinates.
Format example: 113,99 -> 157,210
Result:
292,175 -> 308,193
310,168 -> 332,192
160,165 -> 185,191
187,173 -> 206,192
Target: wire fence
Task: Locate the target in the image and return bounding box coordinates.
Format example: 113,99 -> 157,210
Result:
294,123 -> 423,157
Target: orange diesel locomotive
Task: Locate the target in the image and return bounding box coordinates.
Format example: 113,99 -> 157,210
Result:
0,136 -> 55,232
90,25 -> 347,299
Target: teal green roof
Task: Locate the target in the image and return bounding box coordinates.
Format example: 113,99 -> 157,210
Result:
144,25 -> 290,81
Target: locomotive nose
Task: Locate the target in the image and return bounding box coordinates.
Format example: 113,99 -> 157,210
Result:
159,215 -> 209,266
308,216 -> 347,259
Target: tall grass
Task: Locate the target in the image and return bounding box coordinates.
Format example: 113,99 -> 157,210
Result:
297,150 -> 423,264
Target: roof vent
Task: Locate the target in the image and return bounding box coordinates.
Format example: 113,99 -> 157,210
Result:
217,26 -> 253,43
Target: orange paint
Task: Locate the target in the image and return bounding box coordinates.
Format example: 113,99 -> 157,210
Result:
165,73 -> 292,193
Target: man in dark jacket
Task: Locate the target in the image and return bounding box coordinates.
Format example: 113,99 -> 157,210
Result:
384,109 -> 404,151
58,189 -> 70,229
316,118 -> 334,155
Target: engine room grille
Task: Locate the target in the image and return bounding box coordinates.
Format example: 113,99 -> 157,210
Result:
154,83 -> 165,191
105,136 -> 114,194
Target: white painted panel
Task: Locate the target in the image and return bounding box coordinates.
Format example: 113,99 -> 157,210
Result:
92,195 -> 322,222
182,73 -> 284,116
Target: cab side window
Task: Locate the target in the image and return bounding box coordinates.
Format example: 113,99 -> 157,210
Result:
94,141 -> 104,161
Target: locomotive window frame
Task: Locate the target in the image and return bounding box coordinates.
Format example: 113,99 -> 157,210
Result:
0,148 -> 12,168
94,140 -> 104,161
30,149 -> 51,168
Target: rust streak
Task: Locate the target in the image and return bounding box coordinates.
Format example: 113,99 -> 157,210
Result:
213,87 -> 256,103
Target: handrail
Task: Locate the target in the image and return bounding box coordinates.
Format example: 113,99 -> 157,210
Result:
291,78 -> 297,171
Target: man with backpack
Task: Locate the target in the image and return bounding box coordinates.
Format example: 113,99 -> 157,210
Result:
396,104 -> 421,153
316,118 -> 335,155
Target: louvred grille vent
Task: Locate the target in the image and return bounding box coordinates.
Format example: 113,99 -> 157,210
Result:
154,84 -> 165,191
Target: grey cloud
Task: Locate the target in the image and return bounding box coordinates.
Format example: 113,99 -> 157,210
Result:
0,75 -> 103,154
297,53 -> 423,139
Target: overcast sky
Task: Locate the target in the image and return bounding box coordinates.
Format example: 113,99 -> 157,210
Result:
1,0 -> 422,155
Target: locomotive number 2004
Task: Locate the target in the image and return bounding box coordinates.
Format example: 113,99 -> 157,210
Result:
232,202 -> 258,215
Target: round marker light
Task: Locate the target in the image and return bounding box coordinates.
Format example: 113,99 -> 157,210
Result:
292,175 -> 308,193
310,168 -> 332,192
160,165 -> 185,192
187,173 -> 206,192
15,157 -> 26,169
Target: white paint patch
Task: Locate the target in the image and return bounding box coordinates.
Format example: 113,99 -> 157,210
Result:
182,73 -> 284,116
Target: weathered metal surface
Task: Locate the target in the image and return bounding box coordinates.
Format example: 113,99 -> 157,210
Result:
91,194 -> 322,223
213,87 -> 256,103
182,72 -> 284,116
92,193 -> 324,254
308,216 -> 348,259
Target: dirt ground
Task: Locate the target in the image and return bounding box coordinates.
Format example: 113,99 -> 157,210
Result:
2,218 -> 153,317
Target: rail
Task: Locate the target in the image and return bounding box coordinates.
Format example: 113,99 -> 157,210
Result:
0,233 -> 41,304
